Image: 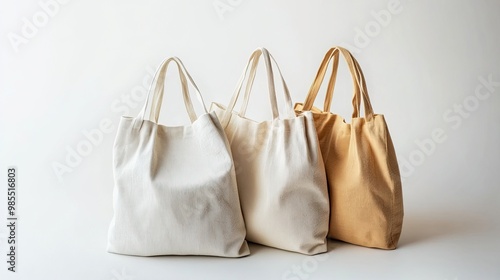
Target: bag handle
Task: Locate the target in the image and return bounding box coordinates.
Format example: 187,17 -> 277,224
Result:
238,56 -> 261,117
302,47 -> 374,120
133,57 -> 208,129
220,48 -> 295,127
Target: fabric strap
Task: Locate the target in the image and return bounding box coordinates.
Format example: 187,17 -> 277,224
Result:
134,57 -> 208,129
302,47 -> 374,120
221,48 -> 295,127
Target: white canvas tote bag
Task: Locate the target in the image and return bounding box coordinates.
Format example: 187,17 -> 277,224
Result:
211,48 -> 330,255
107,57 -> 249,257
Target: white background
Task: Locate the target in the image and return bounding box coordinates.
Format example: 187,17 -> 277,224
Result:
1,0 -> 499,279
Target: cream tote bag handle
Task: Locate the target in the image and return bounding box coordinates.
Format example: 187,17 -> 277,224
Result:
134,57 -> 208,129
221,48 -> 295,126
302,47 -> 374,121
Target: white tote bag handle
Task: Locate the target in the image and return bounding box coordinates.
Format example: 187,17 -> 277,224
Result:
134,57 -> 208,129
221,48 -> 295,126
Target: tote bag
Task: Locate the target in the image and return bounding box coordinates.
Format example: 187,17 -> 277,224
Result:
211,48 -> 329,255
295,47 -> 404,249
107,57 -> 249,257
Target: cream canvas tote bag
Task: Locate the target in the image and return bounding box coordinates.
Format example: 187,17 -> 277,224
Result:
211,48 -> 329,255
295,47 -> 404,249
107,57 -> 249,257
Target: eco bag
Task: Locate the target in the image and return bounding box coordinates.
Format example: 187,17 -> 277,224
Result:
107,57 -> 249,257
211,48 -> 329,255
295,47 -> 404,249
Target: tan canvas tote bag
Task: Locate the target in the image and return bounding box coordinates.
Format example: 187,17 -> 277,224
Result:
211,48 -> 330,255
295,47 -> 404,249
107,57 -> 249,257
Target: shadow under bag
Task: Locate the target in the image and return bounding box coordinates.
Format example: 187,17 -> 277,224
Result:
211,48 -> 330,255
295,47 -> 404,249
107,57 -> 249,257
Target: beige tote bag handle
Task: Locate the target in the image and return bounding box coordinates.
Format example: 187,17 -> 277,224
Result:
134,57 -> 208,129
221,48 -> 295,127
302,47 -> 374,120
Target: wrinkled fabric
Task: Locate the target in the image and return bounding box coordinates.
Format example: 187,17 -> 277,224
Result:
212,104 -> 330,255
107,113 -> 249,257
295,107 -> 404,249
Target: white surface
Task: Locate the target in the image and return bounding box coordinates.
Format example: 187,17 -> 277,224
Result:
0,0 -> 499,279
